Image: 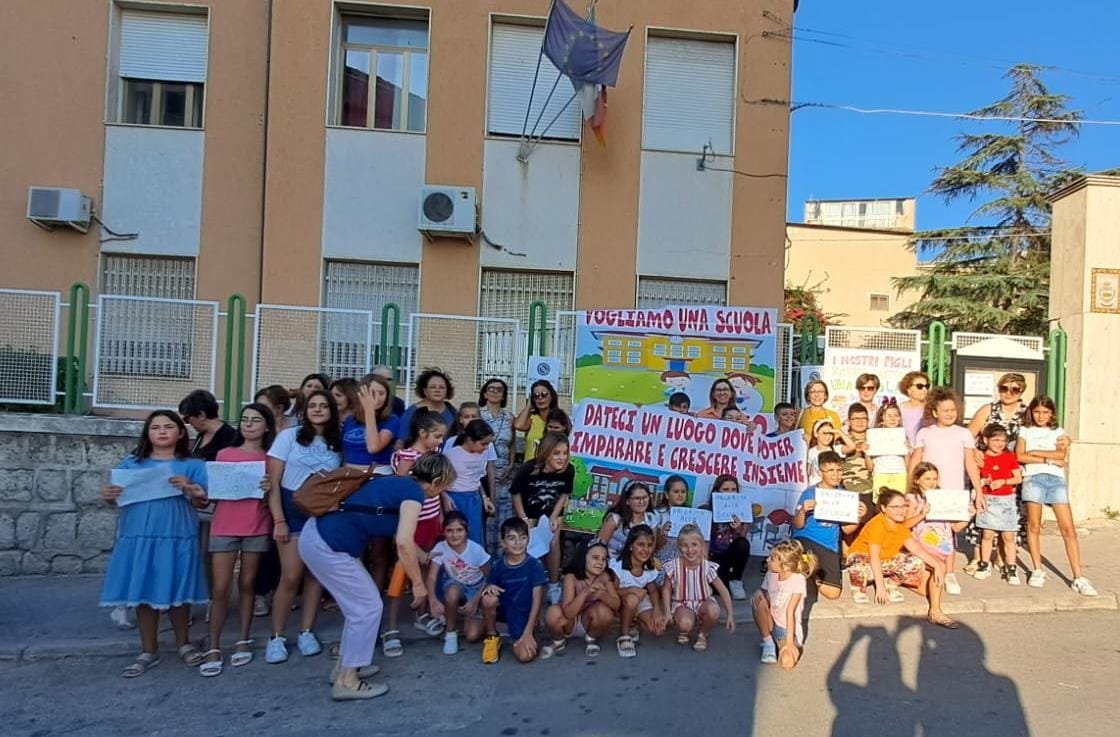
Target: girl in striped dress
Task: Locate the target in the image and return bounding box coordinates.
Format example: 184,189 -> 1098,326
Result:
662,524 -> 735,652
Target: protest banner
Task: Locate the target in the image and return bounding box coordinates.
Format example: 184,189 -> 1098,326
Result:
821,331 -> 921,415
925,489 -> 972,521
813,488 -> 861,524
206,461 -> 266,501
669,506 -> 712,540
711,493 -> 752,524
561,306 -> 804,551
111,466 -> 179,507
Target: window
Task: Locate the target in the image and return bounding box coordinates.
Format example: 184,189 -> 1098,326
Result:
686,346 -> 701,359
643,36 -> 735,154
336,13 -> 429,132
607,350 -> 622,363
653,344 -> 668,357
99,255 -> 198,378
117,9 -> 207,128
626,352 -> 642,364
479,270 -> 575,329
869,293 -> 890,311
323,260 -> 419,371
732,346 -> 747,354
669,346 -> 684,359
731,358 -> 747,370
607,339 -> 622,346
628,340 -> 642,348
487,22 -> 581,140
637,277 -> 727,309
712,357 -> 726,369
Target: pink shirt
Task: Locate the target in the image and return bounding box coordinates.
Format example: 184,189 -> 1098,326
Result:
211,447 -> 272,538
913,424 -> 975,489
762,571 -> 807,644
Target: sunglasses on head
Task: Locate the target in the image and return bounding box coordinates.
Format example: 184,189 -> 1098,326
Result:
999,385 -> 1023,395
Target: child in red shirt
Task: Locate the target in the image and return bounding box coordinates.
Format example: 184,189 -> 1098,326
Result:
974,424 -> 1023,584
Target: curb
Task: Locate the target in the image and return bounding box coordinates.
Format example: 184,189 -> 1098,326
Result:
5,593 -> 1115,663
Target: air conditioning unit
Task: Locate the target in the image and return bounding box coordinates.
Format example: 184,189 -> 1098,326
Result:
417,185 -> 477,241
27,187 -> 92,233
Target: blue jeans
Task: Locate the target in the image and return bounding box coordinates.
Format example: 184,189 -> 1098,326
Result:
1021,473 -> 1068,505
447,491 -> 484,545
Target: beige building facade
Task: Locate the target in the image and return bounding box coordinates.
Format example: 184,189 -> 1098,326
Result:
786,198 -> 920,327
2,0 -> 795,330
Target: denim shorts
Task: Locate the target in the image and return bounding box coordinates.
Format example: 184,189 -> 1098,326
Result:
773,624 -> 788,642
437,572 -> 484,602
1021,473 -> 1069,506
280,486 -> 310,534
976,494 -> 1019,531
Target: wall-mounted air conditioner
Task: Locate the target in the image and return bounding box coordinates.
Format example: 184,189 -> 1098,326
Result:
27,187 -> 92,233
417,185 -> 477,242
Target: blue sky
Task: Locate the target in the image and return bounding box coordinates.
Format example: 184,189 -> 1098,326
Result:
786,0 -> 1120,239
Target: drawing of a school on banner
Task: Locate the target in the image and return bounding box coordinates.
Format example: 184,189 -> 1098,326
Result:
564,306 -> 808,552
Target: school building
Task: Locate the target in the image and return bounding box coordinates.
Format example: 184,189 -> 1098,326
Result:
2,0 -> 797,330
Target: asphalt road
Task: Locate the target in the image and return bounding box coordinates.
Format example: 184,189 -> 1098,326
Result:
2,612 -> 1117,737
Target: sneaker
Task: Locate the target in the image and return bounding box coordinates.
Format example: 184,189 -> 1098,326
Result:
253,595 -> 270,617
443,632 -> 459,656
481,634 -> 501,664
972,562 -> 992,581
265,635 -> 289,664
729,580 -> 748,601
548,582 -> 562,605
1028,569 -> 1047,588
1071,577 -> 1098,597
944,573 -> 961,596
297,630 -> 322,657
1004,566 -> 1021,586
110,605 -> 135,630
760,639 -> 777,664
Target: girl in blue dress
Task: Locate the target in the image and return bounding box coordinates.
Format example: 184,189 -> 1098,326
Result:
99,410 -> 210,678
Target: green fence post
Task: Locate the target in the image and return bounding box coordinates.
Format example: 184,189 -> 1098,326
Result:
64,282 -> 90,414
926,321 -> 948,387
1047,328 -> 1068,423
528,300 -> 548,357
799,315 -> 821,365
222,294 -> 248,423
380,303 -> 401,389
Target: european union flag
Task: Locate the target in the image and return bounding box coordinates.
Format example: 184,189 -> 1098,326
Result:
543,0 -> 630,87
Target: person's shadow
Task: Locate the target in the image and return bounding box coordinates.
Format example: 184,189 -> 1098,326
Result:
828,619 -> 1029,737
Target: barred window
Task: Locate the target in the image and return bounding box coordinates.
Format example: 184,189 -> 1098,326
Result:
479,270 -> 574,328
637,276 -> 726,309
101,254 -> 196,299
323,260 -> 419,375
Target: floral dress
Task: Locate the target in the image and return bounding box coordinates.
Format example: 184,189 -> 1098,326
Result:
482,406 -> 515,555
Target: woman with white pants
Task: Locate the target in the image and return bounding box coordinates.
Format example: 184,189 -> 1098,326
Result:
299,454 -> 455,700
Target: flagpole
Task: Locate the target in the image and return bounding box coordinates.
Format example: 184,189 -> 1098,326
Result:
521,0 -> 557,141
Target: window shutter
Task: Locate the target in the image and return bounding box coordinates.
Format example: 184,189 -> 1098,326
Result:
488,24 -> 581,140
120,10 -> 209,83
643,37 -> 735,154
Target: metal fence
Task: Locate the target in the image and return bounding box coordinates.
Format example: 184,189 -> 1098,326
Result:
252,304 -> 375,393
92,295 -> 219,410
405,314 -> 522,403
776,322 -> 794,405
0,289 -> 61,405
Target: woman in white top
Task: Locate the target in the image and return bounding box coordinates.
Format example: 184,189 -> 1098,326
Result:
265,390 -> 343,664
443,419 -> 497,546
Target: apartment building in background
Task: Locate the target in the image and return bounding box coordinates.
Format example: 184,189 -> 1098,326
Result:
2,0 -> 795,333
787,197 -> 920,326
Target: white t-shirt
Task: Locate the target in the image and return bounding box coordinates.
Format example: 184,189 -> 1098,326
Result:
442,438 -> 498,462
762,571 -> 807,644
444,443 -> 493,492
609,559 -> 660,590
430,539 -> 490,586
267,426 -> 341,489
1019,426 -> 1067,478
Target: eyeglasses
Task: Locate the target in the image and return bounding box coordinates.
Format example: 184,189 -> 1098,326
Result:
912,383 -> 930,390
629,496 -> 650,503
240,417 -> 266,425
532,392 -> 550,400
998,385 -> 1023,395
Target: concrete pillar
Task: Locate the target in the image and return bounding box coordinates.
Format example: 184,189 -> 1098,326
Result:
1048,174 -> 1120,520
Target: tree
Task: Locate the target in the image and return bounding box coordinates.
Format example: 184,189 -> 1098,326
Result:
889,65 -> 1083,336
783,277 -> 844,332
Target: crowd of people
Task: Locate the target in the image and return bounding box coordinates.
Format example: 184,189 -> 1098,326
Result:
96,366 -> 1096,700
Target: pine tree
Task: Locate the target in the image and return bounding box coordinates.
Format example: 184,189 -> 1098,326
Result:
889,65 -> 1083,336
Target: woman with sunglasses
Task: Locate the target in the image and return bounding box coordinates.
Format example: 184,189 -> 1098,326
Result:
963,373 -> 1031,575
898,371 -> 932,445
480,378 -> 516,549
513,379 -> 559,461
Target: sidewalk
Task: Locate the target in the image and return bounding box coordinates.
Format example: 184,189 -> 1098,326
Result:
2,520 -> 1116,662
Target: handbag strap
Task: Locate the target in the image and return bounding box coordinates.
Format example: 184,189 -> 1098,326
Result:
338,502 -> 399,516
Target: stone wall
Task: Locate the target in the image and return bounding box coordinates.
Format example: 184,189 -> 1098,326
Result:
0,413 -> 143,575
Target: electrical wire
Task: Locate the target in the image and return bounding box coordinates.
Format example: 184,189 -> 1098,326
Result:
90,213 -> 138,244
479,229 -> 527,257
793,102 -> 1117,126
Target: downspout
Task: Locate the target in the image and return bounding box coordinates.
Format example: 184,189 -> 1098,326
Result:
257,0 -> 273,304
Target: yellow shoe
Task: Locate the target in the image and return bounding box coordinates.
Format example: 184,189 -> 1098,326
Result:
481,635 -> 501,664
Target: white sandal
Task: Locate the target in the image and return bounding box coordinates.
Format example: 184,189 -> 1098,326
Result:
230,640 -> 254,667
199,649 -> 223,677
122,651 -> 160,678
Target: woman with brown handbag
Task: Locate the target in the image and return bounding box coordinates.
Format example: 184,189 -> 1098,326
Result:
265,389 -> 343,665
299,453 -> 457,700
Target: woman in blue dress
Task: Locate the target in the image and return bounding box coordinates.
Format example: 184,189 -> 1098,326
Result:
100,410 -> 210,678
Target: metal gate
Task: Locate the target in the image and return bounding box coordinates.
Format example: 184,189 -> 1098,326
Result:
0,289 -> 61,405
406,314 -> 521,400
252,304 -> 375,393
93,295 -> 219,410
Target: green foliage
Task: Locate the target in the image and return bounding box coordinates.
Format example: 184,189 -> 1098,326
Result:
575,354 -> 602,368
0,350 -> 69,413
890,65 -> 1083,336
